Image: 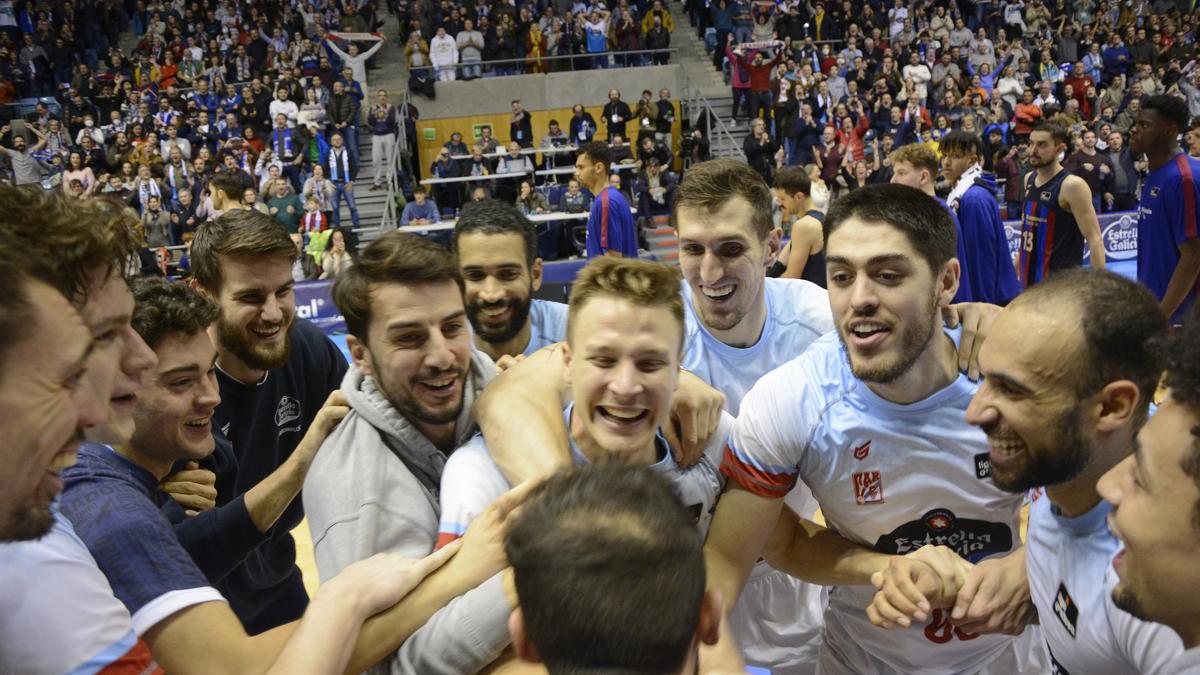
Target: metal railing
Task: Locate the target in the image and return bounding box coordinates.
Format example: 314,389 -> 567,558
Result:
407,48 -> 678,77
680,68 -> 745,162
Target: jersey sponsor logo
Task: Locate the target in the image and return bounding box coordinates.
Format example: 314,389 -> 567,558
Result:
852,440 -> 871,460
1041,191 -> 1053,201
852,471 -> 884,505
275,395 -> 301,427
974,452 -> 992,479
1053,583 -> 1079,638
873,508 -> 1013,562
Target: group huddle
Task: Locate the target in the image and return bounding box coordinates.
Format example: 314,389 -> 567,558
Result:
1,156 -> 1198,675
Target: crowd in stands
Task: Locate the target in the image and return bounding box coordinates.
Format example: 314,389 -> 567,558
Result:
0,0 -> 408,280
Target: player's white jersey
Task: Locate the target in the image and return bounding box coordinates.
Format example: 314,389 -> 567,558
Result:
725,329 -> 1027,675
524,299 -> 569,356
1026,490 -> 1182,674
437,404 -> 731,547
681,277 -> 833,417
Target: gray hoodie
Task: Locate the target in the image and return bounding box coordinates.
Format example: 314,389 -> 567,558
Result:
303,352 -> 510,674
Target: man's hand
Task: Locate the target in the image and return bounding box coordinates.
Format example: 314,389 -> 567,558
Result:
448,478 -> 542,588
867,546 -> 972,629
160,461 -> 218,516
321,542 -> 461,616
951,547 -> 1037,635
662,369 -> 726,467
942,302 -> 1001,380
291,389 -> 350,467
494,353 -> 527,371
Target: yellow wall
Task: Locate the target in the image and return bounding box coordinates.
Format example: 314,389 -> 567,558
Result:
415,102 -> 681,171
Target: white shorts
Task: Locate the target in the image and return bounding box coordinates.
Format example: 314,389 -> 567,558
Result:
729,564 -> 828,675
817,619 -> 1050,675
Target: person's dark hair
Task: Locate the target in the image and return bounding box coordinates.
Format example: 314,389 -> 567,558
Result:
129,276 -> 220,350
1015,269 -> 1168,426
674,159 -> 774,240
332,231 -> 463,345
191,208 -> 298,292
1032,120 -> 1070,146
1161,306 -> 1200,531
1142,94 -> 1190,134
209,171 -> 246,202
578,140 -> 610,167
824,183 -> 957,274
0,186 -> 140,304
452,199 -> 537,266
773,165 -> 812,197
0,262 -> 35,382
506,464 -> 705,674
939,130 -> 984,158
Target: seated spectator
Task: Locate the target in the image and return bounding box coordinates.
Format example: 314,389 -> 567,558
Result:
516,179 -> 550,215
401,186 -> 440,226
635,157 -> 678,218
319,229 -> 353,279
560,178 -> 593,213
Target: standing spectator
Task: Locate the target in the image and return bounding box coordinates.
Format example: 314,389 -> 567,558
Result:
325,35 -> 386,98
1063,128 -> 1114,213
655,88 -> 676,154
725,34 -> 752,126
1102,33 -> 1133,86
270,114 -> 304,193
575,141 -> 636,258
140,195 -> 171,247
325,80 -> 361,168
457,19 -> 484,80
511,100 -> 534,148
1013,89 -> 1042,141
429,26 -> 459,82
743,118 -> 778,182
1104,129 -> 1139,212
303,164 -> 337,215
569,103 -> 597,145
582,8 -> 611,69
644,14 -> 670,65
324,132 -> 360,229
270,87 -> 300,128
268,179 -> 303,233
734,42 -> 783,128
602,89 -> 632,141
369,89 -> 398,190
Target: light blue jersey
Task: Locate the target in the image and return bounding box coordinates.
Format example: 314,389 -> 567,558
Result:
524,299 -> 569,356
1025,491 -> 1182,674
680,277 -> 833,416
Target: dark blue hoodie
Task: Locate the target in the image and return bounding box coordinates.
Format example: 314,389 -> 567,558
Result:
955,172 -> 1021,305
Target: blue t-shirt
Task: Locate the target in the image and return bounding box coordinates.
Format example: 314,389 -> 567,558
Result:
586,186 -> 638,258
525,299 -> 569,356
1137,153 -> 1200,322
61,444 -> 226,634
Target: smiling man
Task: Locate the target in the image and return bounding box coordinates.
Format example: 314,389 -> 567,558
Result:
1099,307 -> 1200,671
452,200 -> 568,362
190,209 -> 348,633
711,184 -> 1041,674
438,257 -> 731,551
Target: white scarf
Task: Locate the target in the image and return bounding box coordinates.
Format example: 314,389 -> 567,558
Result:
946,162 -> 982,212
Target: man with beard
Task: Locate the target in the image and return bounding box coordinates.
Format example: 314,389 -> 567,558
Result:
1018,122 -> 1106,289
452,200 -> 567,362
868,269 -> 1183,674
303,231 -> 516,674
709,184 -> 1043,674
190,209 -> 348,633
1098,308 -> 1200,671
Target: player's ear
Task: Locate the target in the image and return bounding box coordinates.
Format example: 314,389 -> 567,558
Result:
937,257 -> 960,307
561,341 -> 573,386
531,257 -> 544,292
509,608 -> 543,663
1094,379 -> 1141,433
346,334 -> 373,378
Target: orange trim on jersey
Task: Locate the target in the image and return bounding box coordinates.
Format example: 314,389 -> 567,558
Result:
720,444 -> 795,499
435,532 -> 461,550
98,638 -> 162,674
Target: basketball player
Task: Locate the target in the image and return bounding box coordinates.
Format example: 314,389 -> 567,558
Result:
769,166 -> 827,286
1018,121 -> 1106,288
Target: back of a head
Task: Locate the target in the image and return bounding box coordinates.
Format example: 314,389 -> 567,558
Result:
673,159 -> 774,240
191,208 -> 298,292
1012,269 -> 1167,424
506,464 -> 705,675
452,199 -> 537,266
773,165 -> 811,198
888,142 -> 940,176
333,231 -> 462,345
824,183 -> 957,273
566,257 -> 683,348
939,130 -> 983,159
0,186 -> 139,303
129,277 -> 220,351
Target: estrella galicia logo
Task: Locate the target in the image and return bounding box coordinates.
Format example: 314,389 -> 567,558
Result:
974,452 -> 992,480
275,395 -> 301,428
873,508 -> 1012,563
1053,583 -> 1079,638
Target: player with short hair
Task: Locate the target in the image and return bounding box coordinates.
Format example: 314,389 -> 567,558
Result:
507,465 -> 726,674
769,165 -> 827,286
451,199 -> 568,361
709,183 -> 1042,674
1018,121 -> 1107,288
576,140 -> 638,258
1130,94 -> 1200,322
1098,307 -> 1200,671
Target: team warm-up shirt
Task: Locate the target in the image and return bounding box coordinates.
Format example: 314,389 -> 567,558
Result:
437,404 -> 731,547
212,318 -> 347,633
1137,153 -> 1200,322
1025,490 -> 1182,674
523,299 -> 569,356
0,506 -> 162,674
585,185 -> 638,258
723,329 -> 1026,674
61,444 -> 226,635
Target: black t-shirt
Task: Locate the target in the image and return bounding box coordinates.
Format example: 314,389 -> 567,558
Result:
212,319 -> 347,633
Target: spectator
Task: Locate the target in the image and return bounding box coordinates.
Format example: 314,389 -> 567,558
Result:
369,89 -> 399,190
602,89 -> 633,141
430,26 -> 459,81
515,179 -> 550,215
325,34 -> 386,98
635,156 -> 677,218
511,100 -> 534,148
560,178 -> 592,212
400,186 -> 440,226
457,20 -> 485,80
268,179 -> 303,233
569,103 -> 598,145
319,229 -> 353,279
